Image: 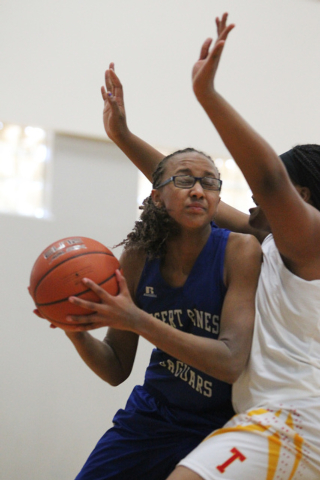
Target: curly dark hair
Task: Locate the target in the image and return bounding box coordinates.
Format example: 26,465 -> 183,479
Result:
117,148 -> 217,258
280,144 -> 320,211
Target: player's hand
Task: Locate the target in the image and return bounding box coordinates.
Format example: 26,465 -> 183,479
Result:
192,13 -> 235,100
32,307 -> 58,329
30,288 -> 91,331
29,285 -> 58,329
32,305 -> 87,331
101,63 -> 130,142
66,270 -> 140,331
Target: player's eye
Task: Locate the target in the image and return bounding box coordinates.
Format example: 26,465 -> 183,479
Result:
174,176 -> 194,187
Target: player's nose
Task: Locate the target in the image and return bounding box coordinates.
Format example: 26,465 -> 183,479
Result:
190,180 -> 205,197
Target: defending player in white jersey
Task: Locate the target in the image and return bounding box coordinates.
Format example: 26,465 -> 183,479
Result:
163,13 -> 320,480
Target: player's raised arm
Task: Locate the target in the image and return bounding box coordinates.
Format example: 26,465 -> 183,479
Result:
102,63 -> 164,181
214,200 -> 269,244
192,13 -> 320,274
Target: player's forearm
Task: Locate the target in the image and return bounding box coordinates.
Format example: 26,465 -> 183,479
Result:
65,331 -> 127,386
112,131 -> 165,182
132,310 -> 239,384
197,90 -> 283,196
215,201 -> 250,232
215,201 -> 267,242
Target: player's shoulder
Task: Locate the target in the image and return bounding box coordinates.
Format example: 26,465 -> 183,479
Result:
120,246 -> 147,272
119,246 -> 147,297
227,231 -> 261,250
224,233 -> 262,287
226,232 -> 262,264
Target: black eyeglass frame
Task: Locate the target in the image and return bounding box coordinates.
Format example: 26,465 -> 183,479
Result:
155,175 -> 222,191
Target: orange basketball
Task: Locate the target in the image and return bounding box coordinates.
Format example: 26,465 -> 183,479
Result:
29,236 -> 120,325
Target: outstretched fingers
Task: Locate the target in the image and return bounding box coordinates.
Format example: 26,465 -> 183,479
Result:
216,12 -> 229,36
192,14 -> 235,100
219,22 -> 235,43
206,20 -> 235,67
199,38 -> 213,61
105,67 -> 113,93
102,63 -> 121,99
105,64 -> 123,94
216,13 -> 235,44
109,66 -> 122,87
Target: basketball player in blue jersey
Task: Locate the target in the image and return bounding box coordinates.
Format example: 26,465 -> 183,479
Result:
98,14 -> 320,480
33,110 -> 262,479
33,57 -> 260,478
50,144 -> 260,480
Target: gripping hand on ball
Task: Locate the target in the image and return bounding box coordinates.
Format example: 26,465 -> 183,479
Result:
67,270 -> 141,331
29,286 -> 58,329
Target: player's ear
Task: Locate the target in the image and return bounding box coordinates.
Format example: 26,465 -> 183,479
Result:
151,189 -> 163,208
295,185 -> 312,204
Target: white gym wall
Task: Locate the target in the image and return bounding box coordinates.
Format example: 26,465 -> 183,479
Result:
0,1 -> 320,478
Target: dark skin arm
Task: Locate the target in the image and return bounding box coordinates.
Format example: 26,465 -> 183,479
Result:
64,329 -> 139,386
192,13 -> 320,280
60,249 -> 146,385
101,63 -> 164,181
101,51 -> 266,242
215,200 -> 269,244
65,234 -> 261,384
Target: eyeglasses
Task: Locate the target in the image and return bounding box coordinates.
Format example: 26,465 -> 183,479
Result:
155,175 -> 222,191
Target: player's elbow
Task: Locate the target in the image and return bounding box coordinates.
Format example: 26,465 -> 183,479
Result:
233,350 -> 251,382
222,363 -> 243,384
220,350 -> 248,384
109,378 -> 125,387
228,366 -> 243,384
206,358 -> 243,384
100,365 -> 132,386
107,370 -> 131,387
107,371 -> 130,387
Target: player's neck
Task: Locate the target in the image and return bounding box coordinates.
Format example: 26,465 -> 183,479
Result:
161,227 -> 211,286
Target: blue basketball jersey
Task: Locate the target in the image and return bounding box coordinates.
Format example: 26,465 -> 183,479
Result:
75,225 -> 235,480
136,224 -> 233,421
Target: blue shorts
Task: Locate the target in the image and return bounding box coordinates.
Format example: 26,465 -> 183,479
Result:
75,385 -> 229,480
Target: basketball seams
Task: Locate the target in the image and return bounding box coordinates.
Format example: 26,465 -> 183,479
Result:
30,237 -> 120,323
32,251 -> 116,300
36,273 -> 117,306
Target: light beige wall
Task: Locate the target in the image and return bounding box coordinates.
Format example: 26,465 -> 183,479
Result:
1,1 -> 320,478
1,0 -> 320,156
0,135 -> 153,480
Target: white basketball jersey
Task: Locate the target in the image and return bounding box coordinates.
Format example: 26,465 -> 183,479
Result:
233,234 -> 320,448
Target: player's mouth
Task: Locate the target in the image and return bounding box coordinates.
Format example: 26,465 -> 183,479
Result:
187,202 -> 206,213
